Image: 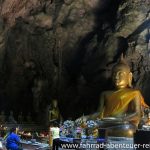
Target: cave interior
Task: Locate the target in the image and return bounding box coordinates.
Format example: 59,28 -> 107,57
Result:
0,0 -> 150,124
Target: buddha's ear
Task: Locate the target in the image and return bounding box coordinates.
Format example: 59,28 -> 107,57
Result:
128,72 -> 133,88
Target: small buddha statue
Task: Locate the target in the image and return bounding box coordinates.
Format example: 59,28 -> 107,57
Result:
77,54 -> 149,127
18,112 -> 23,124
49,99 -> 62,122
26,113 -> 32,123
8,111 -> 17,124
0,111 -> 6,124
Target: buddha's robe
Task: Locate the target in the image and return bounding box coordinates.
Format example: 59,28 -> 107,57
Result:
101,88 -> 148,118
49,108 -> 60,121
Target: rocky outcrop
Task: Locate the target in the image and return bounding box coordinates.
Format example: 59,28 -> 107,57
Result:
0,0 -> 149,121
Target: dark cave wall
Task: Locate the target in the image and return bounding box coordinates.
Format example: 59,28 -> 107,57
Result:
0,0 -> 150,120
0,0 -> 56,120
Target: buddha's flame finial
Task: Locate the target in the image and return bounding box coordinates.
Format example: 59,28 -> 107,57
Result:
120,53 -> 124,62
118,53 -> 128,66
113,53 -> 130,73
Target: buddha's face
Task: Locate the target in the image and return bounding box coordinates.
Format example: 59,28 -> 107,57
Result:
112,66 -> 131,89
52,100 -> 58,108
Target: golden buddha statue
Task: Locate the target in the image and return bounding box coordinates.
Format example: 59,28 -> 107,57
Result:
77,54 -> 149,127
49,99 -> 62,122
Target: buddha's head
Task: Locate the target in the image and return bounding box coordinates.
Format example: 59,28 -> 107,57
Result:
52,99 -> 58,108
112,54 -> 132,89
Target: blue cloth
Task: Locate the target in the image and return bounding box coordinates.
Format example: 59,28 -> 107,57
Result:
6,132 -> 20,150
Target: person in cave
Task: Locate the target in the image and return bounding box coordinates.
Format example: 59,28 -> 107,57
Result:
6,127 -> 22,150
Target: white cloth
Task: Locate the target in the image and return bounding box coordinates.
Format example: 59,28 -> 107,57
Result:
51,127 -> 60,139
0,141 -> 3,150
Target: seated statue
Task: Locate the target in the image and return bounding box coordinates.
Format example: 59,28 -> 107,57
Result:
26,112 -> 32,123
0,111 -> 6,124
49,99 -> 62,122
18,112 -> 23,124
77,54 -> 149,127
8,111 -> 17,124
